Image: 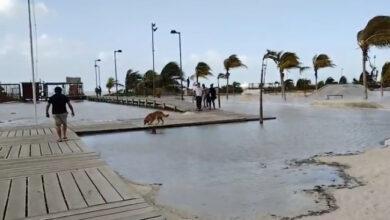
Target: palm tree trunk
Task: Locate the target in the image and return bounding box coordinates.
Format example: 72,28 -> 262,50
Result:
226,74 -> 229,100
280,71 -> 286,101
196,75 -> 199,84
362,49 -> 368,99
315,70 -> 318,92
217,78 -> 221,108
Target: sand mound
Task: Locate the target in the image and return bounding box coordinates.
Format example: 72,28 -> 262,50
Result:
312,100 -> 382,109
311,84 -> 369,100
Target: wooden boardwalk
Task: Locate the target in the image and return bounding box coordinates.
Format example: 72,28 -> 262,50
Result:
87,96 -> 195,112
0,127 -> 164,220
68,110 -> 269,134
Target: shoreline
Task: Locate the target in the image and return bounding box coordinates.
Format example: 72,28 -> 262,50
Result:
299,140 -> 390,220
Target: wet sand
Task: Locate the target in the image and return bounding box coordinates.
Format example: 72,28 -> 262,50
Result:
304,143 -> 390,220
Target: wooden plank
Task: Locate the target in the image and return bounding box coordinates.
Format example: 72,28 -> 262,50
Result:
23,129 -> 31,136
30,129 -> 38,136
66,141 -> 81,153
1,130 -> 9,137
57,171 -> 87,210
37,128 -> 45,135
90,207 -> 158,220
20,144 -> 30,158
0,179 -> 11,219
72,170 -> 105,206
58,142 -> 72,154
26,199 -> 146,220
7,145 -> 21,159
44,128 -> 52,135
74,140 -> 91,152
40,143 -> 52,155
5,177 -> 26,220
49,142 -> 62,154
7,130 -> 16,137
15,129 -> 23,137
28,175 -> 47,217
49,127 -> 57,134
98,166 -> 139,200
60,203 -> 152,220
43,173 -> 68,213
0,146 -> 11,159
31,144 -> 41,157
85,168 -> 123,203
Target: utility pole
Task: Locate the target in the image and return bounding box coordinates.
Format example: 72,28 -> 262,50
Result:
28,0 -> 37,125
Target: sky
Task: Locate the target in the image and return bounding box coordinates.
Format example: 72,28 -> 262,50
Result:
0,0 -> 389,91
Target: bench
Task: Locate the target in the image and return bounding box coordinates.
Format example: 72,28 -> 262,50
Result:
326,94 -> 343,100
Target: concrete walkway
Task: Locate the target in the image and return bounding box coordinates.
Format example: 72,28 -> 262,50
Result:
0,127 -> 164,220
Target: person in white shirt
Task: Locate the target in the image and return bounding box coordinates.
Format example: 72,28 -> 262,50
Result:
193,83 -> 203,111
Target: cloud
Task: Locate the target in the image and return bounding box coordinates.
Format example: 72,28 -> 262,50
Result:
0,0 -> 50,17
0,0 -> 15,16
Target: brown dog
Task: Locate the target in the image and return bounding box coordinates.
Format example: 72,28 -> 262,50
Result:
144,111 -> 169,125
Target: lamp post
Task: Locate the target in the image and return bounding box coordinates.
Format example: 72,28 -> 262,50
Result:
170,29 -> 184,100
151,23 -> 158,97
259,59 -> 267,124
94,59 -> 101,90
114,50 -> 122,101
97,64 -> 101,87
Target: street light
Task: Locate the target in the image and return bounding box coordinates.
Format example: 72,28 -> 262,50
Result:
94,59 -> 101,90
114,50 -> 122,101
170,29 -> 184,100
151,23 -> 158,97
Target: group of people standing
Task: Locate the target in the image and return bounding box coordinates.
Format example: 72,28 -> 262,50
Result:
193,83 -> 217,111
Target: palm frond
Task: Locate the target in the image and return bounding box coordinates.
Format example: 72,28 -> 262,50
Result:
358,16 -> 390,49
217,73 -> 226,79
223,54 -> 247,71
299,66 -> 310,74
263,50 -> 281,64
313,54 -> 335,71
194,62 -> 213,79
279,52 -> 300,72
382,62 -> 390,77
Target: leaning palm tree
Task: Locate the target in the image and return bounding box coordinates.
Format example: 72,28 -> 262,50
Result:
263,50 -> 301,100
191,62 -> 212,83
312,54 -> 335,91
357,15 -> 390,99
223,54 -> 247,99
299,66 -> 310,96
106,77 -> 115,94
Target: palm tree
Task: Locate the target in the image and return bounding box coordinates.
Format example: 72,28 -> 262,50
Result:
381,62 -> 390,95
263,50 -> 301,100
299,66 -> 310,96
357,15 -> 390,99
312,54 -> 335,91
106,77 -> 115,94
216,73 -> 225,108
223,54 -> 247,99
191,62 -> 212,83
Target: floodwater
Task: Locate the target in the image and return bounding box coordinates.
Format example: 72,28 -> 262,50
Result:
82,95 -> 390,219
0,101 -> 178,127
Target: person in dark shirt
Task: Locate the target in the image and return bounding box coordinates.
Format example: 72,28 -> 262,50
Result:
46,87 -> 75,142
209,84 -> 217,109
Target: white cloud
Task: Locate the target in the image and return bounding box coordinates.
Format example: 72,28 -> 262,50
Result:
0,0 -> 50,17
0,0 -> 13,12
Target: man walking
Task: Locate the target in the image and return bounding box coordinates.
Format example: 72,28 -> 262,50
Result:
194,83 -> 203,111
46,87 -> 75,142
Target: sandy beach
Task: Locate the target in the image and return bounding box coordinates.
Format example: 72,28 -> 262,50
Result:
304,142 -> 390,220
